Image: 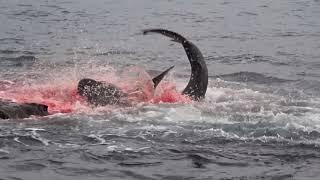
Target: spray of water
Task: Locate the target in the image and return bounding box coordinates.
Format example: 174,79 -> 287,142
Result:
0,64 -> 190,114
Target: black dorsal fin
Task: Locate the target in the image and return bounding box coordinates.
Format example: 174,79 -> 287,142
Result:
152,66 -> 174,88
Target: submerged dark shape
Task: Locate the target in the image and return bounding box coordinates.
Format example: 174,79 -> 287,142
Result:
77,66 -> 174,106
0,99 -> 48,119
143,29 -> 208,100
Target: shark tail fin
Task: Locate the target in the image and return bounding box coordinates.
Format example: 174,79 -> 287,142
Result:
143,29 -> 208,101
143,29 -> 188,44
152,66 -> 174,88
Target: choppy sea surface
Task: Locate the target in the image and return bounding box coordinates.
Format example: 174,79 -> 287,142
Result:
1,0 -> 320,179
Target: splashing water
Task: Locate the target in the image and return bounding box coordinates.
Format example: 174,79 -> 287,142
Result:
0,66 -> 190,114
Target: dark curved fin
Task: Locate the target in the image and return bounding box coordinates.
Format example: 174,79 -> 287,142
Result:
143,29 -> 208,101
143,29 -> 187,44
152,66 -> 174,88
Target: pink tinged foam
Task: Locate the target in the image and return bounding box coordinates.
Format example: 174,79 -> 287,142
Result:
0,85 -> 85,114
0,81 -> 189,114
151,82 -> 191,104
0,67 -> 191,114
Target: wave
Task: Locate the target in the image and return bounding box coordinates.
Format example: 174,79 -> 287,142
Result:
215,71 -> 294,84
206,54 -> 289,66
0,55 -> 36,67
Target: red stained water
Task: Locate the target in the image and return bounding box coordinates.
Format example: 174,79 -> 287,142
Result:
153,82 -> 191,103
1,85 -> 85,114
0,79 -> 190,114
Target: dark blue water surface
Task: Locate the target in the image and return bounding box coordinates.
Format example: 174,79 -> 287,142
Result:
1,0 -> 320,179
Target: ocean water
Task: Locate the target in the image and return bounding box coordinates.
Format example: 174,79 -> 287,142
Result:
1,0 -> 320,179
